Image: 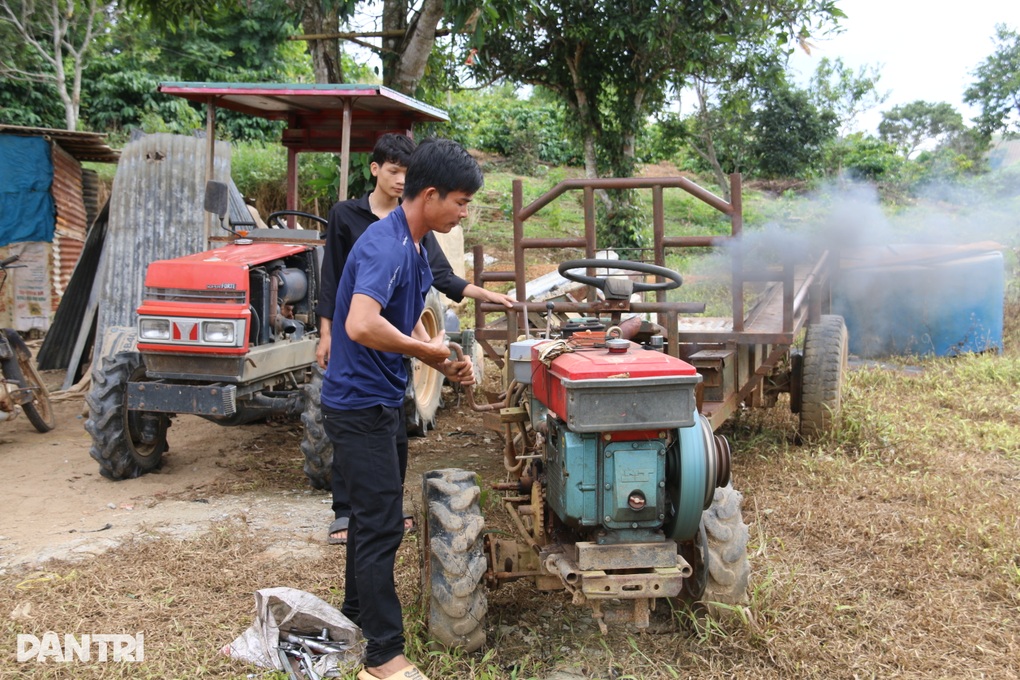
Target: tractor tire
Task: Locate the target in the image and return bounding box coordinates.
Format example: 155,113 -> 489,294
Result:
799,315 -> 848,440
300,364 -> 332,490
421,468 -> 487,652
4,331 -> 55,432
701,485 -> 751,607
85,349 -> 170,480
405,289 -> 445,437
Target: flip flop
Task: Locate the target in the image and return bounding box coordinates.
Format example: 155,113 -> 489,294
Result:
327,516 -> 349,545
332,515 -> 411,544
356,664 -> 430,680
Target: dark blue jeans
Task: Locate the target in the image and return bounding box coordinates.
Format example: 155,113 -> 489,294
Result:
322,403 -> 407,668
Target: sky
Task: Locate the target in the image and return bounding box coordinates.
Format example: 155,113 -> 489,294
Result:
787,0 -> 1020,134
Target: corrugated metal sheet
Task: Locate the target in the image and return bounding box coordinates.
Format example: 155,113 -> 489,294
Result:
50,143 -> 87,314
93,133 -> 231,364
82,169 -> 101,228
37,203 -> 108,375
53,235 -> 83,298
0,124 -> 120,163
51,143 -> 87,238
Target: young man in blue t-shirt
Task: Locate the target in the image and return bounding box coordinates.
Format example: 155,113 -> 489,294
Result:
317,133 -> 513,545
321,138 -> 479,680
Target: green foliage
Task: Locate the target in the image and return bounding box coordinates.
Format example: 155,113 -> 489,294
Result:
435,86 -> 580,171
0,78 -> 65,129
637,113 -> 688,165
0,18 -> 66,128
749,81 -> 838,178
230,142 -> 289,199
597,189 -> 646,252
231,141 -> 344,215
457,0 -> 844,244
807,57 -> 888,134
878,100 -> 966,158
964,23 -> 1020,138
79,2 -> 312,140
824,133 -> 906,182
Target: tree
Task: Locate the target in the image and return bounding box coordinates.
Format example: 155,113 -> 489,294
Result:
0,19 -> 65,127
964,23 -> 1020,138
807,56 -> 887,134
457,0 -> 844,247
127,0 -> 453,97
682,78 -> 755,200
749,78 -> 837,178
78,3 -> 315,139
0,0 -> 121,130
878,101 -> 965,158
677,40 -> 790,199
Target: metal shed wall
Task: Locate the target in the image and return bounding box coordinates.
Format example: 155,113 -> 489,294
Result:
94,133 -> 231,362
0,140 -> 88,332
51,142 -> 88,309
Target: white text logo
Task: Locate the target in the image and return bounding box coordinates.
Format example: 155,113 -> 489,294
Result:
17,632 -> 145,662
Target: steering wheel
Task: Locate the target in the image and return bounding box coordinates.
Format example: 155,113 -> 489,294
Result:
558,259 -> 682,298
266,210 -> 327,230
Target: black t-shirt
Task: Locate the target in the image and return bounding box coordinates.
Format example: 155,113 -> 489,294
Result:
315,192 -> 468,320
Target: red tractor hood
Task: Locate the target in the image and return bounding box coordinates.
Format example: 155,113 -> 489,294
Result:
144,241 -> 312,290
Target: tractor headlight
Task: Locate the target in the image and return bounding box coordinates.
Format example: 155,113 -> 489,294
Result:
202,320 -> 235,344
139,318 -> 171,341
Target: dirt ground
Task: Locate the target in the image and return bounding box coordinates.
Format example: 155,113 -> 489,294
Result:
0,369 -> 504,576
4,349 -> 1019,679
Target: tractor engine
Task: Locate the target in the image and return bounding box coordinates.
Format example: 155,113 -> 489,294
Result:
507,335 -> 732,628
523,336 -> 730,541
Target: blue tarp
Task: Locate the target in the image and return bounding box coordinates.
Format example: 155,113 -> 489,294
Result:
0,136 -> 55,247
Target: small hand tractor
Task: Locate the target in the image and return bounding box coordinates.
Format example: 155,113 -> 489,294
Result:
421,260 -> 750,651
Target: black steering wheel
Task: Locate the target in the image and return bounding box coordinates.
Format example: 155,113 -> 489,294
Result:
266,210 -> 328,230
558,259 -> 682,298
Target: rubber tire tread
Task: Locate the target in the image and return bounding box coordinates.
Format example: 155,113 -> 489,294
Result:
85,350 -> 168,480
422,468 -> 487,652
702,485 -> 751,607
405,289 -> 445,437
299,363 -> 331,490
799,315 -> 848,440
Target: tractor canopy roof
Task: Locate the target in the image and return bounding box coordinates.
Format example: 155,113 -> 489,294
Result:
158,82 -> 449,154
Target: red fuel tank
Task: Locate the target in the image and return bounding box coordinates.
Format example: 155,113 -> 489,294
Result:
531,340 -> 700,433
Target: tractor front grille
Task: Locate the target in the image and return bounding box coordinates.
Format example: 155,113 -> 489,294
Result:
144,287 -> 246,304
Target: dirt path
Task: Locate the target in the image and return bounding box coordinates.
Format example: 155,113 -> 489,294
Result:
0,371 -> 502,576
0,394 -> 299,572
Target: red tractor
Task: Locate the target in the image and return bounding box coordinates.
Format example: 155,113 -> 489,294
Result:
85,83 -> 450,484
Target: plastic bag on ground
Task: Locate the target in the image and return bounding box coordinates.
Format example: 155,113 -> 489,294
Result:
222,586 -> 365,677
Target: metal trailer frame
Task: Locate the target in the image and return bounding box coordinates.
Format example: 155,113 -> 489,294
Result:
470,173 -> 838,431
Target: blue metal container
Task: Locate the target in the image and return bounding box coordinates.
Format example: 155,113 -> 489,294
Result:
832,245 -> 1004,358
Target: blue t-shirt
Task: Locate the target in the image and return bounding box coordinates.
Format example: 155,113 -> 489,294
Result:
321,207 -> 434,410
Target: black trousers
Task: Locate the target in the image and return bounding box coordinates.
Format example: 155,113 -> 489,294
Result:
322,403 -> 408,668
330,362 -> 411,521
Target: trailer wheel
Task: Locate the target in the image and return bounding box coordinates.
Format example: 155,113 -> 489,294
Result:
676,485 -> 750,612
405,289 -> 445,436
3,330 -> 55,432
85,349 -> 169,480
299,363 -> 331,490
421,468 -> 487,652
799,315 -> 848,440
